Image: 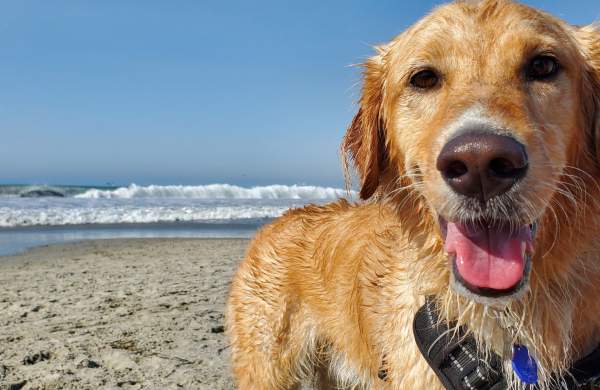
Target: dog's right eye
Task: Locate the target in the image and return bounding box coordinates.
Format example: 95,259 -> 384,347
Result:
410,70 -> 439,90
527,55 -> 560,81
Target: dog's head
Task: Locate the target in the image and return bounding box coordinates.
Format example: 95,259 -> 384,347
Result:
343,0 -> 600,304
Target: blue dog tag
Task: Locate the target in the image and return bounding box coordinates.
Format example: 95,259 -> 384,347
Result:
512,345 -> 538,384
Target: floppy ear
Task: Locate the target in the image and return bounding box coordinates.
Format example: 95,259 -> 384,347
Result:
342,50 -> 388,200
577,24 -> 600,165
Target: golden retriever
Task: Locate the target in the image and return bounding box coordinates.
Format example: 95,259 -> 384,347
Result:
227,0 -> 600,388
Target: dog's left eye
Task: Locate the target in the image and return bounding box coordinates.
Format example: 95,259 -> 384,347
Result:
527,55 -> 560,80
410,70 -> 439,90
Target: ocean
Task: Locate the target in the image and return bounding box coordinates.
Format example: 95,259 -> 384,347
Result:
0,183 -> 354,256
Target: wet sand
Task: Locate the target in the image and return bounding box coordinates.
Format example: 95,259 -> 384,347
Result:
0,238 -> 248,389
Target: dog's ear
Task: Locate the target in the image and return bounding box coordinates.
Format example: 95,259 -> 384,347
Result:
342,49 -> 388,200
576,24 -> 600,165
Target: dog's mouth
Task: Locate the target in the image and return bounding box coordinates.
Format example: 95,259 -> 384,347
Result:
439,218 -> 535,300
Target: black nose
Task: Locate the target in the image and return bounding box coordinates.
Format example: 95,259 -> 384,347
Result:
436,132 -> 528,202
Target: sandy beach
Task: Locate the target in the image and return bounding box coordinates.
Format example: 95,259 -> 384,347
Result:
0,238 -> 247,389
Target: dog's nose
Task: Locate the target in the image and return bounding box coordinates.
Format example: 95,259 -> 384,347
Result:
436,132 -> 528,202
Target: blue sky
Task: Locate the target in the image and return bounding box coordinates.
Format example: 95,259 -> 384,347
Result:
1,1 -> 599,187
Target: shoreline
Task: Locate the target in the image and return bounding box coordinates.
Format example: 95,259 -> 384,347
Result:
0,222 -> 265,257
0,236 -> 253,260
0,219 -> 270,232
0,238 -> 248,389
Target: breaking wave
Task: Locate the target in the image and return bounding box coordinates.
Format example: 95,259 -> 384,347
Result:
0,205 -> 290,228
76,184 -> 352,200
0,183 -> 355,228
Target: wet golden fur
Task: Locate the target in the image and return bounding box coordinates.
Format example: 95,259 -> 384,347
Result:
227,1 -> 600,388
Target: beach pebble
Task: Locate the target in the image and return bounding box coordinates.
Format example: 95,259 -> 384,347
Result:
210,325 -> 225,334
22,351 -> 51,365
77,358 -> 101,369
7,380 -> 27,390
116,380 -> 141,389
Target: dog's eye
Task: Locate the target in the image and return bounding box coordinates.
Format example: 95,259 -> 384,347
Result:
410,70 -> 439,89
527,55 -> 560,80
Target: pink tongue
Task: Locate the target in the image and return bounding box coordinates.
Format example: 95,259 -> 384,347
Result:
444,222 -> 533,290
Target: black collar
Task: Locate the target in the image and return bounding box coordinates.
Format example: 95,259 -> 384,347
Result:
404,297 -> 600,389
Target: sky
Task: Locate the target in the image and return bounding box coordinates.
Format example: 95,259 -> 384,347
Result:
1,1 -> 599,187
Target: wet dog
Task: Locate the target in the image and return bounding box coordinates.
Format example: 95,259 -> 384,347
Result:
227,1 -> 600,388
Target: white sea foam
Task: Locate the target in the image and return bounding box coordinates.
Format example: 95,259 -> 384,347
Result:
0,205 -> 290,227
75,184 -> 352,200
0,183 -> 354,228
